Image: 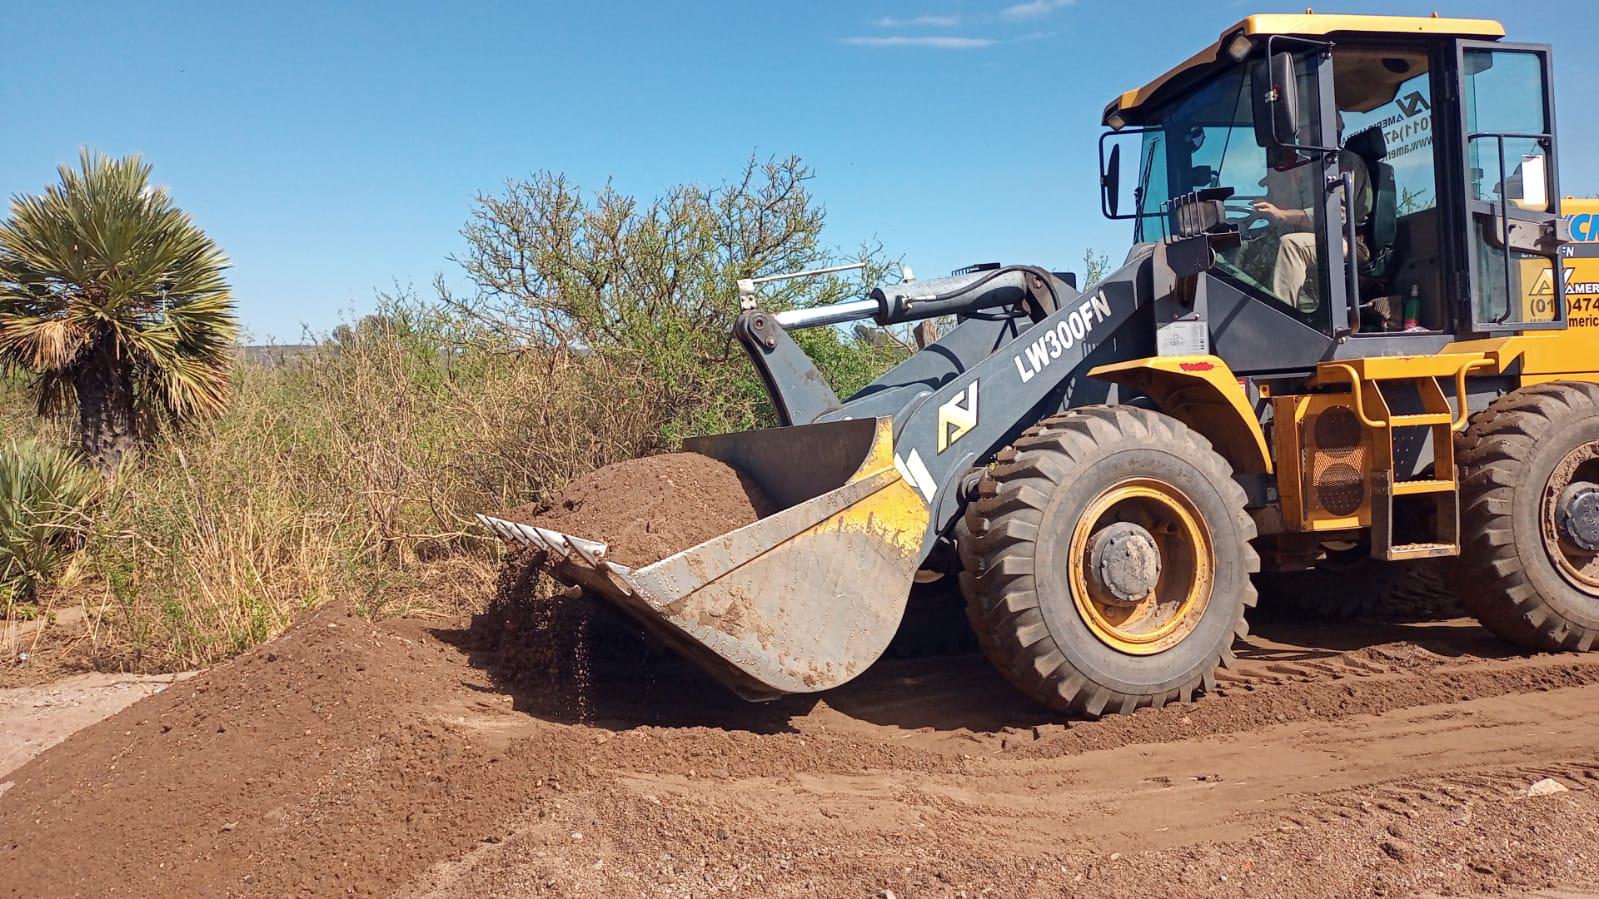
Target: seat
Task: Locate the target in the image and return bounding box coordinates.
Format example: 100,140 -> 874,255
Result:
1345,126 -> 1398,280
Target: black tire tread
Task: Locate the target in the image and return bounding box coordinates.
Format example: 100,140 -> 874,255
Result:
1454,381 -> 1599,650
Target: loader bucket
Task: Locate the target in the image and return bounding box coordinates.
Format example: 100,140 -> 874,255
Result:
478,417 -> 930,700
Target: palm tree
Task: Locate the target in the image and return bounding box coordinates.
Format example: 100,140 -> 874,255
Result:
0,151 -> 238,473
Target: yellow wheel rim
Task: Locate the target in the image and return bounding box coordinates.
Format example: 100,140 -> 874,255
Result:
1069,478 -> 1214,655
1543,443 -> 1599,597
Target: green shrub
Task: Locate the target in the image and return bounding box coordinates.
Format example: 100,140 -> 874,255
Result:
0,438 -> 98,614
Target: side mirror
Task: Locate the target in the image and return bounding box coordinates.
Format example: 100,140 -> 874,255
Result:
1103,143 -> 1123,217
1251,51 -> 1301,150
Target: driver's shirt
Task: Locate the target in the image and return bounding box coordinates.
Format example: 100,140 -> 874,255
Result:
1294,149 -> 1373,232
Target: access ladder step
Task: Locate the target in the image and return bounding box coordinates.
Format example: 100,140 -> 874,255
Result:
1371,470 -> 1460,562
1391,478 -> 1457,496
1382,542 -> 1460,561
1388,413 -> 1455,428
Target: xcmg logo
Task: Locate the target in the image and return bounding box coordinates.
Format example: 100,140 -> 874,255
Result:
1568,213 -> 1599,242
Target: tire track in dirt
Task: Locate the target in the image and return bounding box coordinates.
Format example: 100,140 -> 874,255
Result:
8,603 -> 1599,897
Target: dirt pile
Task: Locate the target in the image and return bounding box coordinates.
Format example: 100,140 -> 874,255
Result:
0,603 -> 544,897
9,604 -> 1599,896
505,452 -> 776,568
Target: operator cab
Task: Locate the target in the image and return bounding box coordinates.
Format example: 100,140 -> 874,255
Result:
1100,14 -> 1567,366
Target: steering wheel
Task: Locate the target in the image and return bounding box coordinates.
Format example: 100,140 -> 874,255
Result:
1224,196 -> 1274,240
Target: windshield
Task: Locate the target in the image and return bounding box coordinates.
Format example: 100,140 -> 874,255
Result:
1135,68 -> 1260,237
1133,56 -> 1330,324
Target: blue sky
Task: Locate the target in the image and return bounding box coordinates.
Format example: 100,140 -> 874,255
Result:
4,1 -> 1597,341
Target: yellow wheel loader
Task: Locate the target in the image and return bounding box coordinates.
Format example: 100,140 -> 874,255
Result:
482,13 -> 1599,717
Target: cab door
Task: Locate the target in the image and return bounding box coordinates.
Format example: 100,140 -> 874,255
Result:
1451,41 -> 1566,332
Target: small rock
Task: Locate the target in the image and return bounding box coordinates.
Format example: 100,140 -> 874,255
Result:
1379,839 -> 1414,862
1528,778 -> 1569,797
571,831 -> 584,842
1109,853 -> 1122,861
876,891 -> 897,899
220,822 -> 237,832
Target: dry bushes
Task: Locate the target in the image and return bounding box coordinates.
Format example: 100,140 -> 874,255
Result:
7,155 -> 909,671
84,304 -> 670,670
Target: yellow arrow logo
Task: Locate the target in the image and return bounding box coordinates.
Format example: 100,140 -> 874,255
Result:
938,382 -> 979,453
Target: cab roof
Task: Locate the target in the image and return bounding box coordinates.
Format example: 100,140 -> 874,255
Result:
1103,13 -> 1505,127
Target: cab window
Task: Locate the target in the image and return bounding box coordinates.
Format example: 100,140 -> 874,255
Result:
1134,57 -> 1331,325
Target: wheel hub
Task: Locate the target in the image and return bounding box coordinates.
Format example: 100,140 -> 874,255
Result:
1558,483 -> 1599,553
1542,443 -> 1599,596
1068,478 -> 1215,656
1088,522 -> 1162,605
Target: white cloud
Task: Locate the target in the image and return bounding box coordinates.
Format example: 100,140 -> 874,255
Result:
873,14 -> 961,27
843,35 -> 997,48
1000,0 -> 1074,19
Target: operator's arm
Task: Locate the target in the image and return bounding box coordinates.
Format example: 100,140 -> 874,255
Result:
1251,200 -> 1313,230
1252,153 -> 1371,232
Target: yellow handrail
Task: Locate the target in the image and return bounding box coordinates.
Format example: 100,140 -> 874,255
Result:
1318,362 -> 1388,428
1449,358 -> 1493,431
1317,357 -> 1490,432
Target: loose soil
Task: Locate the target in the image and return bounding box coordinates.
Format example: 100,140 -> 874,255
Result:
504,452 -> 776,568
10,596 -> 1599,896
0,671 -> 188,780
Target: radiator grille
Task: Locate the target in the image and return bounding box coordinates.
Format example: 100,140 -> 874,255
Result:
1307,406 -> 1368,517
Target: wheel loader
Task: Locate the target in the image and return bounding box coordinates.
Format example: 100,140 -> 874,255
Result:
482,13 -> 1599,717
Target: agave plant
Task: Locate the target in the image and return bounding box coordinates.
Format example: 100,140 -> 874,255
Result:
0,151 -> 238,473
0,438 -> 99,612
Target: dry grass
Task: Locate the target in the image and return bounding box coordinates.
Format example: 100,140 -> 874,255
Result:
3,289 -> 902,673
68,303 -> 667,671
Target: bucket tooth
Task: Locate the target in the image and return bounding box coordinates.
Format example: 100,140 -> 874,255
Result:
476,514 -> 614,566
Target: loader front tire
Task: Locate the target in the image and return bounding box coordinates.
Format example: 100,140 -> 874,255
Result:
1454,382 -> 1599,651
958,406 -> 1258,717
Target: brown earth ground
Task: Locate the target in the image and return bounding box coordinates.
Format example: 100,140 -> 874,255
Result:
7,596 -> 1599,897
6,455 -> 1599,897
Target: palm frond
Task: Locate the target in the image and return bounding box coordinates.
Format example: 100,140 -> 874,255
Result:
0,150 -> 239,426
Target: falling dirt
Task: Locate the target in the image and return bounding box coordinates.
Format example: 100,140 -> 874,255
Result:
504,452 -> 777,568
11,598 -> 1599,896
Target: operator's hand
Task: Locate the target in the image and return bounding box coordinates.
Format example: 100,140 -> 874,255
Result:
1250,200 -> 1291,223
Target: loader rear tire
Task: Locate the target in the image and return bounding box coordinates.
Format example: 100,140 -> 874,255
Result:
1454,382 -> 1599,651
958,406 -> 1259,717
1256,549 -> 1454,621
